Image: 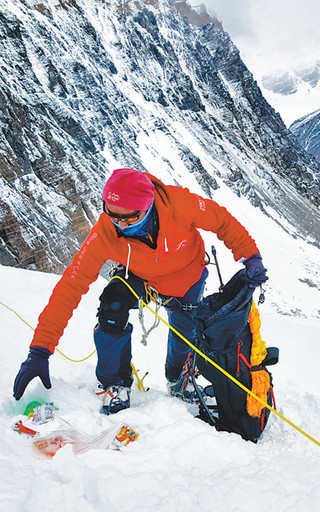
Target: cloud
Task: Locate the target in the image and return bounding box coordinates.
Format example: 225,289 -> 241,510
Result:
199,0 -> 255,38
189,0 -> 320,72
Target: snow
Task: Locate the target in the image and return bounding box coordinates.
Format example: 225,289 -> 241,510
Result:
290,108 -> 320,131
1,4 -> 320,506
1,244 -> 320,511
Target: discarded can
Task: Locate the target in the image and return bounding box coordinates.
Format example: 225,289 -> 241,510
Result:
32,403 -> 55,424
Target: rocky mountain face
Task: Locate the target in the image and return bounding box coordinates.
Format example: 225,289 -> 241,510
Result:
290,109 -> 320,162
1,0 -> 320,273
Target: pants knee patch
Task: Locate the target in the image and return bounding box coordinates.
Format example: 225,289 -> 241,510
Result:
97,281 -> 137,333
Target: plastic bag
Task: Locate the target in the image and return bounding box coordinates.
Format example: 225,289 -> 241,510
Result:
33,423 -> 138,458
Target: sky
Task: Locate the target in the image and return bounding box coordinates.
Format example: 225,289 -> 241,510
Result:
191,0 -> 320,74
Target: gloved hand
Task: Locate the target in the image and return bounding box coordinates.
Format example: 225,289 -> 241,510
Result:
13,347 -> 52,400
243,253 -> 268,287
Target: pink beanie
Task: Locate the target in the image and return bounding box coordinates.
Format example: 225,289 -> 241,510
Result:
102,168 -> 155,210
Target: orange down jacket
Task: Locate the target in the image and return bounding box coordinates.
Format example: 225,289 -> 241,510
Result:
30,173 -> 259,353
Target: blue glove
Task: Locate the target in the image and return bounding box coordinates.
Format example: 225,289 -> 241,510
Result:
243,253 -> 268,287
13,347 -> 52,400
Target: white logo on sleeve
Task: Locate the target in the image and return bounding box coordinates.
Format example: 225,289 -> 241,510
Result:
198,198 -> 206,211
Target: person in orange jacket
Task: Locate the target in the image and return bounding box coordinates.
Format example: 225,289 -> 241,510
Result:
13,168 -> 268,413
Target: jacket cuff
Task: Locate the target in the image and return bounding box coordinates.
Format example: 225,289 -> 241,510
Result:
29,346 -> 52,358
239,251 -> 261,263
30,339 -> 55,354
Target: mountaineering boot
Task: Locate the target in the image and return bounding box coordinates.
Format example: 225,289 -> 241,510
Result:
166,352 -> 207,405
167,378 -> 195,402
167,378 -> 206,404
96,384 -> 131,415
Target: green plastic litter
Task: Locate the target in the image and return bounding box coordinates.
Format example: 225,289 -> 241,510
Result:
23,401 -> 43,416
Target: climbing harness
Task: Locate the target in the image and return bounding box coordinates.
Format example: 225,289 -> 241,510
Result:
138,283 -> 172,346
109,275 -> 320,448
1,262 -> 320,447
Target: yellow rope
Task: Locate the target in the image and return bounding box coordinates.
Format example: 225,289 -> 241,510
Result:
55,348 -> 97,363
0,300 -> 95,362
0,299 -> 147,389
110,276 -> 320,448
0,300 -> 35,331
2,278 -> 320,448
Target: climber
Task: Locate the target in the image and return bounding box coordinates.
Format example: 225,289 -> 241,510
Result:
13,168 -> 268,414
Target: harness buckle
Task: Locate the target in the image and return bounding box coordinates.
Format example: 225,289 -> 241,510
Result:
182,303 -> 198,311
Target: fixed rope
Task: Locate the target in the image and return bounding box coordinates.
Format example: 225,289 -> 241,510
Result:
0,300 -> 147,391
2,279 -> 320,448
110,276 -> 320,448
0,300 -> 94,362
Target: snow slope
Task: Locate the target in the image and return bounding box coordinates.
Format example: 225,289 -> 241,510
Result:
1,249 -> 320,511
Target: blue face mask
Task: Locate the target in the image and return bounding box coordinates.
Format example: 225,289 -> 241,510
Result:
112,201 -> 154,238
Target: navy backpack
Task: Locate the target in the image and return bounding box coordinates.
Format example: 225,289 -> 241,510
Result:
194,269 -> 278,442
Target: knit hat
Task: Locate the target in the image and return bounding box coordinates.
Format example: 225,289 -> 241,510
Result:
102,168 -> 155,210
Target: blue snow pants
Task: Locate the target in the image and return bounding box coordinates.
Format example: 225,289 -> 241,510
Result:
94,267 -> 208,388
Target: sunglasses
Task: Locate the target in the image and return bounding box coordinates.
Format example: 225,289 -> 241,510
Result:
105,207 -> 142,223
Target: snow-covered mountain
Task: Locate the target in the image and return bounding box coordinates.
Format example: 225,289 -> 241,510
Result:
1,3 -> 320,500
260,61 -> 320,127
262,62 -> 320,97
290,109 -> 320,162
1,0 -> 319,275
